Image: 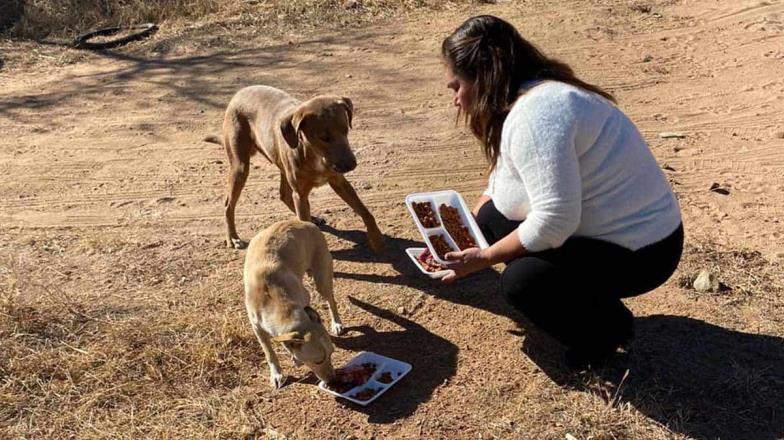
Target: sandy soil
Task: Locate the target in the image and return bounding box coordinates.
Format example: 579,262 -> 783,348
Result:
1,1 -> 783,439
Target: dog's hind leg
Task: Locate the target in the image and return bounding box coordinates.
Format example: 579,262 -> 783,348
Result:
223,121 -> 253,249
310,241 -> 344,336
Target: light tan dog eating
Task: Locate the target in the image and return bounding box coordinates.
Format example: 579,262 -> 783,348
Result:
206,85 -> 384,253
244,219 -> 344,389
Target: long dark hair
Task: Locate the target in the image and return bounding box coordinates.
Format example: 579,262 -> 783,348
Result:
441,15 -> 615,169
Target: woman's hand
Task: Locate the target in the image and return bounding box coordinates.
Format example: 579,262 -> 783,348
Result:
440,230 -> 527,283
441,247 -> 491,283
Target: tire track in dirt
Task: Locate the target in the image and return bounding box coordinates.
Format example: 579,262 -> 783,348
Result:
3,2 -> 784,438
1,0 -> 782,264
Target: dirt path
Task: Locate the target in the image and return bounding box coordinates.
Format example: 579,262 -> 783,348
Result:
2,1 -> 783,439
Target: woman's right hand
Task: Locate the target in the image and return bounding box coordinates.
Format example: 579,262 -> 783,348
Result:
472,195 -> 492,218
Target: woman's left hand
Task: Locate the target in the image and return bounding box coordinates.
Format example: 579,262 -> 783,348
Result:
441,247 -> 491,283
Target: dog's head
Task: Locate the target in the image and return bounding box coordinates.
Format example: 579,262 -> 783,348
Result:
271,306 -> 336,383
279,96 -> 357,173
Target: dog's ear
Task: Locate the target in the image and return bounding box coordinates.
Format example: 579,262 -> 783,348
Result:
272,331 -> 306,343
338,97 -> 353,129
280,108 -> 308,149
304,306 -> 322,324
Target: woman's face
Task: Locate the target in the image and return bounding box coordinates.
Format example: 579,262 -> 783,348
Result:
444,66 -> 474,111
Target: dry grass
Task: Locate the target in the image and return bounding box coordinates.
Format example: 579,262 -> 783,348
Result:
4,0 -> 461,39
2,1 -> 783,437
0,229 -> 263,438
677,241 -> 784,313
2,226 -> 780,438
4,0 -> 224,38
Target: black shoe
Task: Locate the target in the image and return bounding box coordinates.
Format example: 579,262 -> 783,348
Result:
565,321 -> 635,370
564,346 -> 615,370
619,323 -> 635,353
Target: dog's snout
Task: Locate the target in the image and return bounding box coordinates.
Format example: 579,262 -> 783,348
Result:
330,154 -> 357,173
337,158 -> 357,173
313,362 -> 336,383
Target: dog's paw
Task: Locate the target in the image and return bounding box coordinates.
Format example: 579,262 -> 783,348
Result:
331,320 -> 345,336
270,370 -> 286,389
228,238 -> 248,250
310,215 -> 327,226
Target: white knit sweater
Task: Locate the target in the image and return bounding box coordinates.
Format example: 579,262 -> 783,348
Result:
484,81 -> 681,252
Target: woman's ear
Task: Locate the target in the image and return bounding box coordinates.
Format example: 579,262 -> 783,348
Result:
339,97 -> 353,129
280,107 -> 308,149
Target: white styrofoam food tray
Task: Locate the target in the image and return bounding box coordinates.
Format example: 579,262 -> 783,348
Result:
318,351 -> 412,406
405,247 -> 453,279
405,190 -> 489,267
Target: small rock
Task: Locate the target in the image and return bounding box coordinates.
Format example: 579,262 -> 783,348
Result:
345,74 -> 353,79
565,434 -> 578,440
643,54 -> 653,62
709,182 -> 730,195
659,132 -> 686,139
344,0 -> 361,9
775,131 -> 784,139
662,163 -> 675,171
693,269 -> 720,293
397,306 -> 407,315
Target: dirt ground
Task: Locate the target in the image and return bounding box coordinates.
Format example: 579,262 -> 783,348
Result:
2,1 -> 783,439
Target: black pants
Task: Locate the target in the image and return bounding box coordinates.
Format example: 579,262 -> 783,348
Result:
477,201 -> 684,358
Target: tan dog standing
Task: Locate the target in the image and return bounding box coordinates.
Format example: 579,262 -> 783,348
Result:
244,219 -> 344,388
205,85 -> 384,253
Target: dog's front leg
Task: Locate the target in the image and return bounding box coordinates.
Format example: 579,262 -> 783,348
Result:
252,324 -> 286,388
292,185 -> 320,224
311,254 -> 344,336
329,175 -> 385,254
292,188 -> 325,226
325,296 -> 345,336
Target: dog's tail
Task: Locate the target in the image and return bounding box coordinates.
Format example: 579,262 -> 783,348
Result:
203,134 -> 223,145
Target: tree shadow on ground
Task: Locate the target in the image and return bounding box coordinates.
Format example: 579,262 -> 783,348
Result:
323,226 -> 784,439
0,27 -> 408,124
0,0 -> 23,34
330,297 -> 458,424
526,315 -> 784,440
321,223 -> 513,320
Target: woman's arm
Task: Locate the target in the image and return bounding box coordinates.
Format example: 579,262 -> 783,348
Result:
442,87 -> 585,282
441,229 -> 525,283
510,89 -> 582,253
473,165 -> 497,216
471,194 -> 492,217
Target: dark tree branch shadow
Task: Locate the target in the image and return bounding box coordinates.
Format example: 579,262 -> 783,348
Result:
526,315 -> 784,440
0,28 -> 403,125
322,226 -> 784,438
